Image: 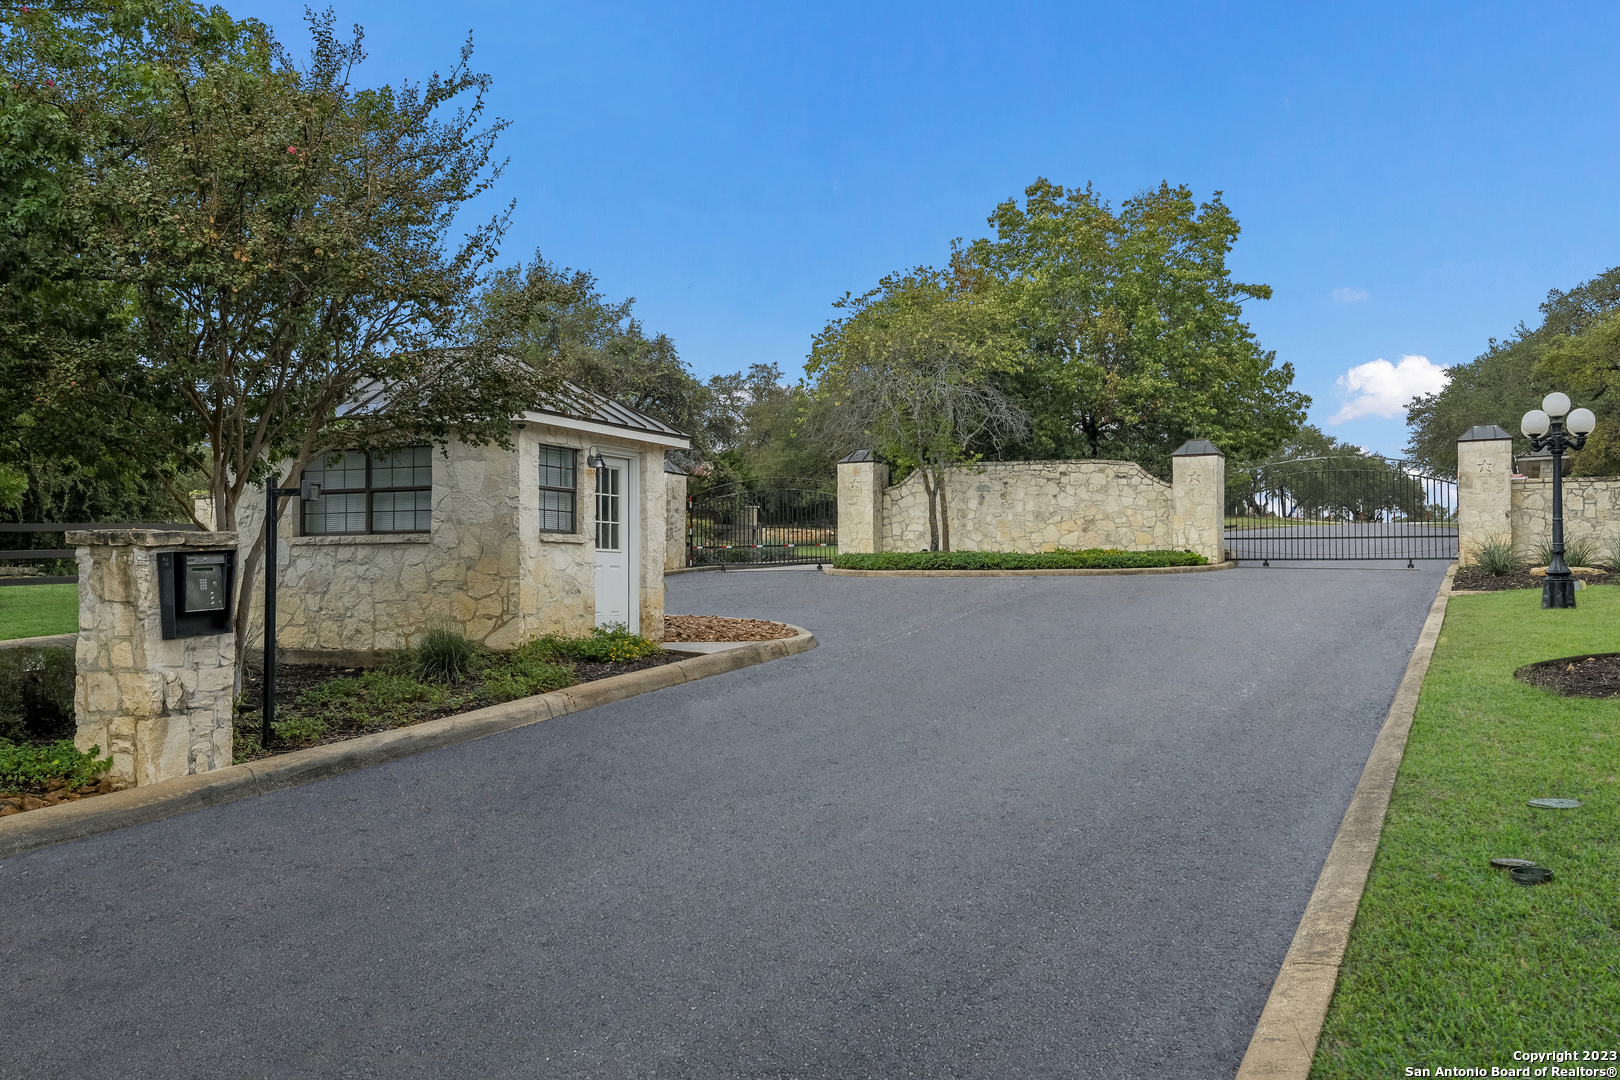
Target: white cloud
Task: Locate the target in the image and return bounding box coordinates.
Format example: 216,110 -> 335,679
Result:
1330,355 -> 1450,423
1332,287 -> 1371,303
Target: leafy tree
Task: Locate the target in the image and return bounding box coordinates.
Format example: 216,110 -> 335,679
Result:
807,269 -> 1027,550
955,179 -> 1308,475
1404,266 -> 1620,473
2,2 -> 561,666
1536,309 -> 1620,475
496,258 -> 718,462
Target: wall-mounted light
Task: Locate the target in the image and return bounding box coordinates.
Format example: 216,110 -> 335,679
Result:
586,447 -> 606,469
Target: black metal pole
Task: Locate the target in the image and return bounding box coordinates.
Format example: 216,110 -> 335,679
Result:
263,477 -> 278,745
1544,420 -> 1575,609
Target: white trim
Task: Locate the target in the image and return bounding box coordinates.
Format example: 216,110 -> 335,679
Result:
593,453 -> 640,633
520,410 -> 690,449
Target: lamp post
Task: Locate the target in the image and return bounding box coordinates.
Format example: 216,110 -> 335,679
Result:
1521,393 -> 1597,610
262,474 -> 321,745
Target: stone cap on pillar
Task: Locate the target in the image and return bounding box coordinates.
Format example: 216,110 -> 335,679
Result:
1458,424 -> 1513,442
663,458 -> 687,475
837,449 -> 884,464
65,529 -> 236,548
1172,439 -> 1224,458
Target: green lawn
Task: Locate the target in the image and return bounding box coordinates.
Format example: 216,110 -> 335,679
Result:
0,583 -> 78,641
1311,586 -> 1620,1077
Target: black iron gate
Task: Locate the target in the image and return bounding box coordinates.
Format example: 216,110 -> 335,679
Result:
687,484 -> 838,567
1224,457 -> 1458,566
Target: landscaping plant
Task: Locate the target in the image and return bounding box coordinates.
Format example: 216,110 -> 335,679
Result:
1532,535 -> 1599,569
233,625 -> 664,762
412,627 -> 479,683
833,548 -> 1208,571
0,738 -> 111,794
1467,536 -> 1522,576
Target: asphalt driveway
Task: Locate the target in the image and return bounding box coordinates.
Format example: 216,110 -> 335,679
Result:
0,563 -> 1447,1079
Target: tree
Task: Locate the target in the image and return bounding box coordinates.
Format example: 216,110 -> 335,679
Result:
494,259 -> 718,463
955,179 -> 1308,476
2,2 -> 562,669
1536,309 -> 1620,475
1404,266 -> 1620,474
807,269 -> 1027,550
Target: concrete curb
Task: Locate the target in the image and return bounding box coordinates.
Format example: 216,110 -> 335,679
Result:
1234,563 -> 1457,1079
1,626 -> 816,860
822,560 -> 1238,578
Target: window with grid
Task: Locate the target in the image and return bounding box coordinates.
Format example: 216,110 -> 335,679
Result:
538,445 -> 577,533
300,447 -> 433,535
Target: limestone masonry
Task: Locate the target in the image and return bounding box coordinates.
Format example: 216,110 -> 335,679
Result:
69,529 -> 238,788
837,442 -> 1227,564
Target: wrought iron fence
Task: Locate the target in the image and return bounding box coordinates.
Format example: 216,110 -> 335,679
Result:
687,485 -> 837,567
1224,457 -> 1458,565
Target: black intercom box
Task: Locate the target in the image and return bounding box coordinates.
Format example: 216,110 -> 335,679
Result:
157,550 -> 236,639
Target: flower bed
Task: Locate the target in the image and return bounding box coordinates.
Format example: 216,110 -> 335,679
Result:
831,548 -> 1208,571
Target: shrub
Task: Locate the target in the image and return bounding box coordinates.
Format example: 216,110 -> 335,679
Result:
524,625 -> 664,664
412,626 -> 478,683
832,548 -> 1209,572
1468,537 -> 1521,576
0,738 -> 111,793
484,655 -> 574,702
1532,536 -> 1599,569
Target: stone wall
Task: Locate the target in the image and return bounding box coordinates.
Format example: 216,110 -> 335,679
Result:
239,424 -> 667,658
665,467 -> 688,570
1456,428 -> 1515,566
880,460 -> 1175,553
69,530 -> 237,787
836,456 -> 888,555
1510,476 -> 1620,558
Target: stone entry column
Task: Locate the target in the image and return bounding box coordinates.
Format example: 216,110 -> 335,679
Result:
1455,425 -> 1514,566
1172,440 -> 1227,563
836,450 -> 889,555
69,529 -> 239,787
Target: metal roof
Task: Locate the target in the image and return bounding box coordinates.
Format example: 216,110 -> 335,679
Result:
529,381 -> 689,440
1458,424 -> 1513,442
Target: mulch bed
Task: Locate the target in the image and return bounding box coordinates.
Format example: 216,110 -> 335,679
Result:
664,614 -> 797,642
1452,566 -> 1610,592
1515,652 -> 1620,698
232,652 -> 686,760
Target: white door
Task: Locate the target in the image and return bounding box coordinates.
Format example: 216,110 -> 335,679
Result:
593,456 -> 637,631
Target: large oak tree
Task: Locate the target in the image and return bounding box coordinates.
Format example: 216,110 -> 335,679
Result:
2,1 -> 561,662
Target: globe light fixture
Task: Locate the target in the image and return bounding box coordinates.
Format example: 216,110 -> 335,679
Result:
1521,393 -> 1592,609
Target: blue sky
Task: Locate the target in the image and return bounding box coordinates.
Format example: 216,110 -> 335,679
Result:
232,1 -> 1620,457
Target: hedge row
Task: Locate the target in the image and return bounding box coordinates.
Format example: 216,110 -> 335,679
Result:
832,548 -> 1209,571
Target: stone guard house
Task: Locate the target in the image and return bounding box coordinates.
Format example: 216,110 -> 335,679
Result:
248,385 -> 690,661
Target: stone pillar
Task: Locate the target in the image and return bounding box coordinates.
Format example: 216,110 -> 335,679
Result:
836,451 -> 889,555
664,460 -> 688,571
1172,440 -> 1227,563
69,530 -> 239,788
1456,425 -> 1515,566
